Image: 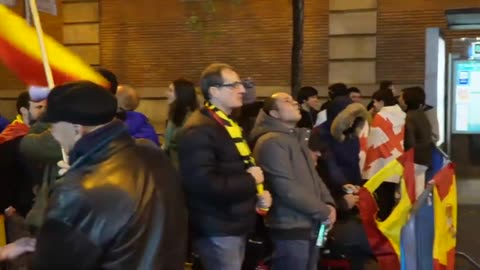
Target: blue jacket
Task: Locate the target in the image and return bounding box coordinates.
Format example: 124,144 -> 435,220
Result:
0,116 -> 9,133
309,97 -> 362,197
124,111 -> 160,146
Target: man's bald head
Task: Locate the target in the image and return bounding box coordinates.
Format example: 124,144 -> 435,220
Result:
116,84 -> 139,111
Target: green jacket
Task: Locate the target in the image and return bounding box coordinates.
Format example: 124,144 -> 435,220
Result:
19,122 -> 62,230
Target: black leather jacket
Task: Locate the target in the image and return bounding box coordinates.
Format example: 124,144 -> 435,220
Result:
32,122 -> 187,270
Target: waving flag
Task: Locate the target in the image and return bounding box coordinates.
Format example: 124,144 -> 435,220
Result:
400,147 -> 449,270
363,105 -> 406,181
358,121 -> 369,172
433,163 -> 457,270
0,115 -> 29,144
0,4 -> 109,88
357,150 -> 415,270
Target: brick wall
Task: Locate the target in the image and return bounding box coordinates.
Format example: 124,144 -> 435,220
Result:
99,0 -> 328,88
377,0 -> 480,85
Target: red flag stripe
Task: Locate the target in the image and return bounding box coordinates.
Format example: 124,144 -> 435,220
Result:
0,122 -> 29,144
358,187 -> 400,270
434,163 -> 455,200
433,248 -> 455,270
397,149 -> 416,203
0,36 -> 78,87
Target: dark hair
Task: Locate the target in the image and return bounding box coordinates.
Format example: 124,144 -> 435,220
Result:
401,86 -> 426,110
348,87 -> 361,94
262,97 -> 279,116
297,86 -> 318,104
200,63 -> 234,100
96,67 -> 118,94
16,91 -> 30,114
372,88 -> 397,106
380,80 -> 393,91
168,78 -> 199,127
328,83 -> 349,99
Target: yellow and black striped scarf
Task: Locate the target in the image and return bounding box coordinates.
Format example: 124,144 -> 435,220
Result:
205,102 -> 268,214
205,101 -> 255,168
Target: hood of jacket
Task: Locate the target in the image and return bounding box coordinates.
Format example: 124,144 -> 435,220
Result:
327,97 -> 370,142
250,109 -> 297,144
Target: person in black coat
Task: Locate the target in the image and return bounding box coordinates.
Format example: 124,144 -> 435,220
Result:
296,86 -> 321,129
399,87 -> 434,166
178,63 -> 271,270
0,91 -> 46,217
32,81 -> 187,270
309,97 -> 372,270
320,83 -> 350,112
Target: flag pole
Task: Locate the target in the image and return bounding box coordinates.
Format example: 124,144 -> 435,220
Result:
28,0 -> 54,89
28,0 -> 68,163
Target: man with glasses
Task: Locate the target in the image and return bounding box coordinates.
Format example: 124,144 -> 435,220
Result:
178,63 -> 272,270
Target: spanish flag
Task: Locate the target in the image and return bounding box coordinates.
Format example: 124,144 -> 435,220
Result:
0,4 -> 109,88
433,163 -> 457,270
0,115 -> 29,144
358,150 -> 415,270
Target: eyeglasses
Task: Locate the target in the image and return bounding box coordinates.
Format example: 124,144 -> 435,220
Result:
214,81 -> 244,89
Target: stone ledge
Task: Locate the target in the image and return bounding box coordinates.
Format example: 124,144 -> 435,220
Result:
329,0 -> 377,11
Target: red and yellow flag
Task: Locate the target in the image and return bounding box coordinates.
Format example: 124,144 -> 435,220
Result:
0,115 -> 29,144
433,163 -> 457,270
0,4 -> 109,88
358,150 -> 415,270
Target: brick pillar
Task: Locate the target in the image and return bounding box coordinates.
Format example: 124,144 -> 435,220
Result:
328,0 -> 377,96
62,0 -> 100,66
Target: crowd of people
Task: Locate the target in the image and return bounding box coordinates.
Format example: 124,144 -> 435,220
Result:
0,63 -> 438,270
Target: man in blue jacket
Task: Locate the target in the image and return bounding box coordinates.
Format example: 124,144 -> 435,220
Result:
0,115 -> 9,133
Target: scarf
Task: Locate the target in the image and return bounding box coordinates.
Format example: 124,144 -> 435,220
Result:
205,102 -> 255,168
68,120 -> 127,165
204,102 -> 268,215
0,115 -> 29,144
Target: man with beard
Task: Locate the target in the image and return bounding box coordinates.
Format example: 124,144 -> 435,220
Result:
0,90 -> 46,216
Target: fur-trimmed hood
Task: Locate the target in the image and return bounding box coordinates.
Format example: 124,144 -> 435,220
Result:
326,97 -> 370,142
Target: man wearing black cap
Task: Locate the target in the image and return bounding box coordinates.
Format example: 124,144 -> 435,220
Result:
32,81 -> 187,270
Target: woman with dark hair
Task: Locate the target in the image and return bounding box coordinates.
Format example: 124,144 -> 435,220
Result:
364,88 -> 406,219
163,78 -> 199,168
